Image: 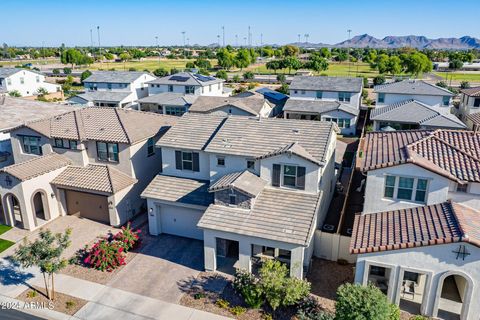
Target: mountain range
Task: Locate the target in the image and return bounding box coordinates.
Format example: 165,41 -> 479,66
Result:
288,34 -> 480,49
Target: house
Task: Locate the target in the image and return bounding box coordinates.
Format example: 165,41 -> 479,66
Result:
188,95 -> 273,117
68,71 -> 155,108
141,113 -> 338,278
0,68 -> 61,97
0,107 -> 176,229
370,99 -> 466,131
0,96 -> 74,167
351,129 -> 480,319
284,99 -> 359,135
138,92 -> 198,116
350,201 -> 480,320
147,72 -> 226,97
458,86 -> 480,128
374,80 -> 454,108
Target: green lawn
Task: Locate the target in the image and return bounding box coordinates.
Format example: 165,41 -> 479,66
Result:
434,72 -> 480,82
0,224 -> 12,236
0,58 -> 59,67
88,58 -> 217,72
0,239 -> 15,253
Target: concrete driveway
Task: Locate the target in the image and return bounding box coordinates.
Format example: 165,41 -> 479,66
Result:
107,234 -> 204,303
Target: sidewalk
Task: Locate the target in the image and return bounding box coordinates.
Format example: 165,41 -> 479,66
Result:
0,258 -> 231,320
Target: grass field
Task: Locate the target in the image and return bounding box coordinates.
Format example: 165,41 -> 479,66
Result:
434,72 -> 480,82
0,58 -> 59,67
0,224 -> 12,236
89,58 -> 217,72
0,239 -> 14,253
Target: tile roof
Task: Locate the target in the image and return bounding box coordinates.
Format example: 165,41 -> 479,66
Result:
461,86 -> 480,97
137,92 -> 198,106
147,72 -> 223,86
256,142 -> 321,165
198,188 -> 321,246
370,99 -> 465,129
141,174 -> 213,207
467,112 -> 480,125
284,99 -> 359,116
0,68 -> 23,78
205,116 -> 336,164
189,95 -> 270,116
73,91 -> 131,103
357,130 -> 480,183
1,153 -> 71,181
350,201 -> 480,254
20,107 -> 177,144
51,164 -> 137,194
289,76 -> 363,92
83,71 -> 152,84
0,96 -> 74,132
209,170 -> 267,197
374,80 -> 454,96
156,113 -> 227,150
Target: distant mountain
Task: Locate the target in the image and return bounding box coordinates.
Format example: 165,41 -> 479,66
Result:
288,34 -> 480,49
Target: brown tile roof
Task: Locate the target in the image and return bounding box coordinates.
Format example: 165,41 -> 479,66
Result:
198,188 -> 321,246
350,201 -> 480,254
20,108 -> 177,144
189,95 -> 270,116
209,170 -> 267,197
51,164 -> 137,194
357,130 -> 480,183
256,142 -> 321,165
467,112 -> 480,126
1,153 -> 71,181
461,86 -> 480,97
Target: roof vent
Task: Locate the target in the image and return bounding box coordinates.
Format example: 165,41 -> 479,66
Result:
292,129 -> 299,134
322,224 -> 335,232
54,116 -> 62,121
99,127 -> 105,131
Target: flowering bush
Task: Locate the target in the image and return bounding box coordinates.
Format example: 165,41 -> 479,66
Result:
114,222 -> 141,252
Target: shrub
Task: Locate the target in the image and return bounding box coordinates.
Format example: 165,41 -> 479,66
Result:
83,237 -> 126,272
65,300 -> 76,309
215,70 -> 228,81
216,299 -> 230,309
247,82 -> 257,90
262,314 -> 273,320
26,290 -> 37,298
230,306 -> 247,316
389,303 -> 400,320
193,292 -> 205,300
460,81 -> 471,89
52,68 -> 60,75
153,68 -> 168,77
233,269 -> 263,308
409,316 -> 429,320
436,81 -> 448,88
8,90 -> 21,97
114,222 -> 141,252
63,67 -> 72,74
277,74 -> 286,83
335,283 -> 392,320
80,70 -> 92,82
243,71 -> 254,80
128,67 -> 137,71
373,75 -> 385,85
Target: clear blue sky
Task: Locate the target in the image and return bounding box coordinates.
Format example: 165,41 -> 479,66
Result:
3,0 -> 479,47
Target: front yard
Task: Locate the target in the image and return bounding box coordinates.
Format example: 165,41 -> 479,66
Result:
0,224 -> 14,253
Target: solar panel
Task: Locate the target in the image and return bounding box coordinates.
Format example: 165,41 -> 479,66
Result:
195,74 -> 215,82
170,76 -> 189,82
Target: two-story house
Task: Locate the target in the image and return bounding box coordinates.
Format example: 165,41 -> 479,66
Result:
372,80 -> 459,131
458,87 -> 480,130
141,113 -> 338,278
285,76 -> 363,135
0,68 -> 61,97
69,71 -> 156,108
0,107 -> 176,229
188,95 -> 273,118
350,129 -> 480,320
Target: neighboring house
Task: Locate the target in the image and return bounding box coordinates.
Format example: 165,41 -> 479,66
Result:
0,68 -> 61,97
458,86 -> 480,127
466,113 -> 480,132
350,201 -> 480,320
289,76 -> 363,110
284,100 -> 359,135
0,107 -> 176,230
0,96 -> 74,168
68,71 -> 155,108
374,80 -> 454,109
356,130 -> 480,214
138,92 -> 198,116
255,87 -> 289,116
147,72 -> 227,97
188,95 -> 273,118
370,99 -> 466,131
142,113 -> 338,278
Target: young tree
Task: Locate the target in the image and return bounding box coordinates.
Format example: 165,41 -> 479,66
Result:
306,54 -> 329,74
266,60 -> 281,74
63,67 -> 72,75
80,70 -> 92,82
119,52 -> 131,62
215,70 -> 228,81
243,71 -> 254,80
449,59 -> 463,71
283,56 -> 303,74
276,73 -> 286,83
235,49 -> 252,70
153,68 -> 168,77
401,52 -> 432,77
14,229 -> 71,300
216,48 -> 235,70
460,81 -> 471,89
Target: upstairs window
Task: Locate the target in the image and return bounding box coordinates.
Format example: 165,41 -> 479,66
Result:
6,78 -> 11,85
20,77 -> 24,84
272,164 -> 306,190
35,75 -> 40,83
338,92 -> 351,102
456,183 -> 468,193
474,98 -> 480,108
22,135 -> 42,155
384,175 -> 428,203
165,106 -> 186,116
229,190 -> 237,206
247,159 -> 255,171
97,142 -> 119,162
107,83 -> 112,90
216,157 -> 225,167
175,150 -> 200,172
168,85 -> 173,92
54,139 -> 78,150
316,91 -> 323,99
378,93 -> 385,103
442,96 -> 450,106
147,138 -> 155,156
185,86 -> 195,94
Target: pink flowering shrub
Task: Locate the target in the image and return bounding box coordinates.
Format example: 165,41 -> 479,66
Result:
83,222 -> 141,272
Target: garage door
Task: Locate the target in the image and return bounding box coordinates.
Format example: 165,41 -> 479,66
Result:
158,204 -> 204,240
65,190 -> 110,224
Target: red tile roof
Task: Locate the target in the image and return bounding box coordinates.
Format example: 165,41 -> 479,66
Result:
357,130 -> 480,183
461,86 -> 480,97
350,201 -> 480,254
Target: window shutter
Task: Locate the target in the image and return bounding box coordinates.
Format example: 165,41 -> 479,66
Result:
175,150 -> 182,170
272,164 -> 281,187
297,166 -> 306,190
159,148 -> 163,173
192,152 -> 200,172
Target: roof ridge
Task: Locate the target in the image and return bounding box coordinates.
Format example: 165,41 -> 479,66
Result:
1,153 -> 66,170
113,108 -> 131,144
430,133 -> 480,163
105,165 -> 115,193
447,201 -> 469,243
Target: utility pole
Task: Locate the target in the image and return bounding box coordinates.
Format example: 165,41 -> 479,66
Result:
222,26 -> 225,47
90,29 -> 93,48
260,33 -> 263,46
248,26 -> 251,47
304,33 -> 309,44
347,29 -> 352,76
97,26 -> 101,59
187,38 -> 190,46
181,31 -> 186,59
298,34 -> 301,43
217,35 -> 220,47
243,37 -> 247,47
155,36 -> 160,66
235,34 -> 238,47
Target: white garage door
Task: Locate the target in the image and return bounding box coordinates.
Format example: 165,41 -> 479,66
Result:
158,204 -> 204,240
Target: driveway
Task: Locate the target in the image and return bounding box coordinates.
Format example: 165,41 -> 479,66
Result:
107,234 -> 204,303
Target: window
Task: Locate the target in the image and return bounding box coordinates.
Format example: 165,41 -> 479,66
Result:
165,106 -> 186,116
316,91 -> 323,99
147,138 -> 155,156
301,90 -> 306,95
378,93 -> 385,103
20,77 -> 24,84
107,83 -> 112,90
370,266 -> 386,277
5,175 -> 12,187
217,157 -> 225,167
185,86 -> 195,94
247,160 -> 255,170
168,85 -> 173,92
280,165 -> 306,189
456,183 -> 468,193
181,152 -> 193,170
175,151 -> 199,171
294,90 -> 298,94
442,96 -> 450,106
338,92 -> 351,102
229,191 -> 236,205
22,135 -> 42,155
6,78 -> 11,85
35,76 -> 40,83
96,142 -> 119,162
324,117 -> 351,128
54,139 -> 78,150
384,175 -> 429,203
474,98 -> 480,108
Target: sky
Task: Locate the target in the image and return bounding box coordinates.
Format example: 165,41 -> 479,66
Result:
2,0 -> 480,47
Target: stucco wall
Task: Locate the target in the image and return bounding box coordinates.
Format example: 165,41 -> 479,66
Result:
377,93 -> 450,109
161,147 -> 210,180
209,154 -> 259,181
289,90 -> 362,109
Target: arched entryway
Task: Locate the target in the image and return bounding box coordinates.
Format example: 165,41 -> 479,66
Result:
434,271 -> 473,320
31,190 -> 49,227
3,193 -> 23,228
0,197 -> 6,225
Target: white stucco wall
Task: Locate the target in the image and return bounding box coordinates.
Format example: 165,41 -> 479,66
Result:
377,93 -> 451,109
161,147 -> 210,180
2,70 -> 60,96
209,154 -> 259,181
289,90 -> 362,109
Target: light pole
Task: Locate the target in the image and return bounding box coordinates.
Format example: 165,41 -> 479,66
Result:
298,34 -> 301,43
243,37 -> 247,47
97,26 -> 101,60
260,33 -> 263,46
222,26 -> 225,47
217,35 -> 220,47
304,33 -> 309,44
181,31 -> 186,59
347,29 -> 352,76
235,34 -> 238,47
155,36 -> 160,66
